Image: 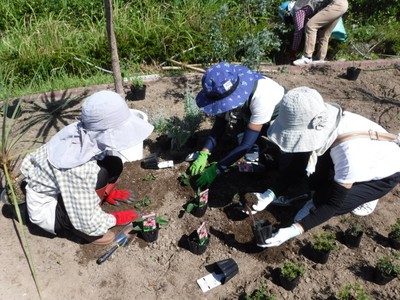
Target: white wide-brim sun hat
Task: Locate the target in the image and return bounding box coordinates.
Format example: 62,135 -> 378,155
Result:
267,86 -> 342,153
47,90 -> 154,169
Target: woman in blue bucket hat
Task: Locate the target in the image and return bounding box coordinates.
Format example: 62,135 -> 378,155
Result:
189,62 -> 285,188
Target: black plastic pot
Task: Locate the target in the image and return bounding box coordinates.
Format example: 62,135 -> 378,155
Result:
312,248 -> 331,264
279,274 -> 300,291
374,268 -> 395,285
388,234 -> 400,250
187,230 -> 209,255
192,203 -> 208,218
251,220 -> 272,245
140,227 -> 159,243
130,85 -> 146,101
141,154 -> 159,169
215,258 -> 239,284
344,230 -> 363,248
346,67 -> 361,81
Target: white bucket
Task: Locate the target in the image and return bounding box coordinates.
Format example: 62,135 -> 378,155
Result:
114,109 -> 148,163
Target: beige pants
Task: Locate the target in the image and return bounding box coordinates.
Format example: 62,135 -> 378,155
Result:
304,0 -> 348,60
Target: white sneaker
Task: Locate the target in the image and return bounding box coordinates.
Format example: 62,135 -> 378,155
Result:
293,55 -> 312,66
294,199 -> 315,222
351,199 -> 379,216
312,59 -> 326,64
252,189 -> 276,211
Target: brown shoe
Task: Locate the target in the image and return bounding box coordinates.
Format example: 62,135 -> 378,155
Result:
74,230 -> 115,245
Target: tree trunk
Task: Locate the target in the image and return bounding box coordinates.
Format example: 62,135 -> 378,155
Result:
104,0 -> 124,96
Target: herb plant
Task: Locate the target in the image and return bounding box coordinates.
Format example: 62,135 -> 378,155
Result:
338,282 -> 371,300
375,254 -> 400,277
312,232 -> 337,252
389,218 -> 400,239
280,260 -> 305,281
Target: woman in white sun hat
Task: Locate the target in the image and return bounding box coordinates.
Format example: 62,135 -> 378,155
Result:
20,90 -> 154,245
255,86 -> 400,247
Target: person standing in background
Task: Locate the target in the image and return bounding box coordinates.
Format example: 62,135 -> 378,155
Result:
293,0 -> 348,65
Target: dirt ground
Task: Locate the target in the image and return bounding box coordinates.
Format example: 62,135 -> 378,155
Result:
1,59 -> 400,300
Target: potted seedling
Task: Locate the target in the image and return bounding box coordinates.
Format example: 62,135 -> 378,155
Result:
278,260 -> 305,291
310,232 -> 337,264
337,282 -> 371,300
132,213 -> 169,243
185,188 -> 209,218
129,76 -> 146,101
187,221 -> 210,255
388,218 -> 400,250
344,220 -> 365,248
374,254 -> 400,285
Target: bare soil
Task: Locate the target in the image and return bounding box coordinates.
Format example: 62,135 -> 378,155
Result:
1,59 -> 400,300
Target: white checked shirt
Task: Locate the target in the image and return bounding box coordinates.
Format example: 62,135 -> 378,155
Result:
21,145 -> 116,236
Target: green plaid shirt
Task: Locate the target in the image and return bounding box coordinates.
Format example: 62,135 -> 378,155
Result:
21,145 -> 116,236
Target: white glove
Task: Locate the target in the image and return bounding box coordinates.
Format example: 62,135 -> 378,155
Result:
252,189 -> 276,211
257,224 -> 302,248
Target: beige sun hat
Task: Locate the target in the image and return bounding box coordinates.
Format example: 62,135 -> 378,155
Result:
47,90 -> 154,169
267,86 -> 342,153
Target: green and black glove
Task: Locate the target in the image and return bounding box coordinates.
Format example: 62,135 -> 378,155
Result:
196,162 -> 221,188
189,150 -> 210,176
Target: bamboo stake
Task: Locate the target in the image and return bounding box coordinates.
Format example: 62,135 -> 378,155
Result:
166,59 -> 205,73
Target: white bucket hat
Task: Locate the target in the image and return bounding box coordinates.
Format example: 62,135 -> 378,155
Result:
47,90 -> 154,168
267,87 -> 342,153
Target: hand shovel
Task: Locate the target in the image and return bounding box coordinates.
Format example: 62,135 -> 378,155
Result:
96,223 -> 134,265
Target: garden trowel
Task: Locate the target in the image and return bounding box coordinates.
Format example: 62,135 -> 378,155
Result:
96,222 -> 135,265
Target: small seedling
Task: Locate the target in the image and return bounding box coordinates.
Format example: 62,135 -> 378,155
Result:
185,188 -> 208,213
179,173 -> 191,186
337,282 -> 371,300
389,218 -> 400,239
134,197 -> 151,208
375,254 -> 400,277
245,280 -> 276,300
143,173 -> 157,181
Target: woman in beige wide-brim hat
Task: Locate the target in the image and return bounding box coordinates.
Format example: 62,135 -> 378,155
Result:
21,91 -> 154,245
253,86 -> 400,247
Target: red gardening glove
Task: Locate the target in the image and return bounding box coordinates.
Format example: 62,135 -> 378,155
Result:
104,189 -> 134,206
110,210 -> 139,225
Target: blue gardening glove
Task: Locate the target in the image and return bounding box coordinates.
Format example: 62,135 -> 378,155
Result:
196,162 -> 220,188
189,151 -> 210,176
257,224 -> 302,248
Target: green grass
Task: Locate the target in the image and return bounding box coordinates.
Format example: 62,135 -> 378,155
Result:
1,0 -> 399,99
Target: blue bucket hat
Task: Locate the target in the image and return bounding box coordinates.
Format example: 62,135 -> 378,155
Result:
195,62 -> 264,115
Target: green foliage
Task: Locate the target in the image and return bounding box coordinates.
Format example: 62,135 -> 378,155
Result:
245,280 -> 276,300
312,232 -> 337,253
179,173 -> 191,186
143,173 -> 157,181
389,218 -> 400,239
338,282 -> 371,300
155,85 -> 203,151
345,219 -> 365,236
375,254 -> 400,277
130,76 -> 144,88
1,0 -> 400,97
134,197 -> 151,208
280,260 -> 305,281
185,188 -> 207,213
